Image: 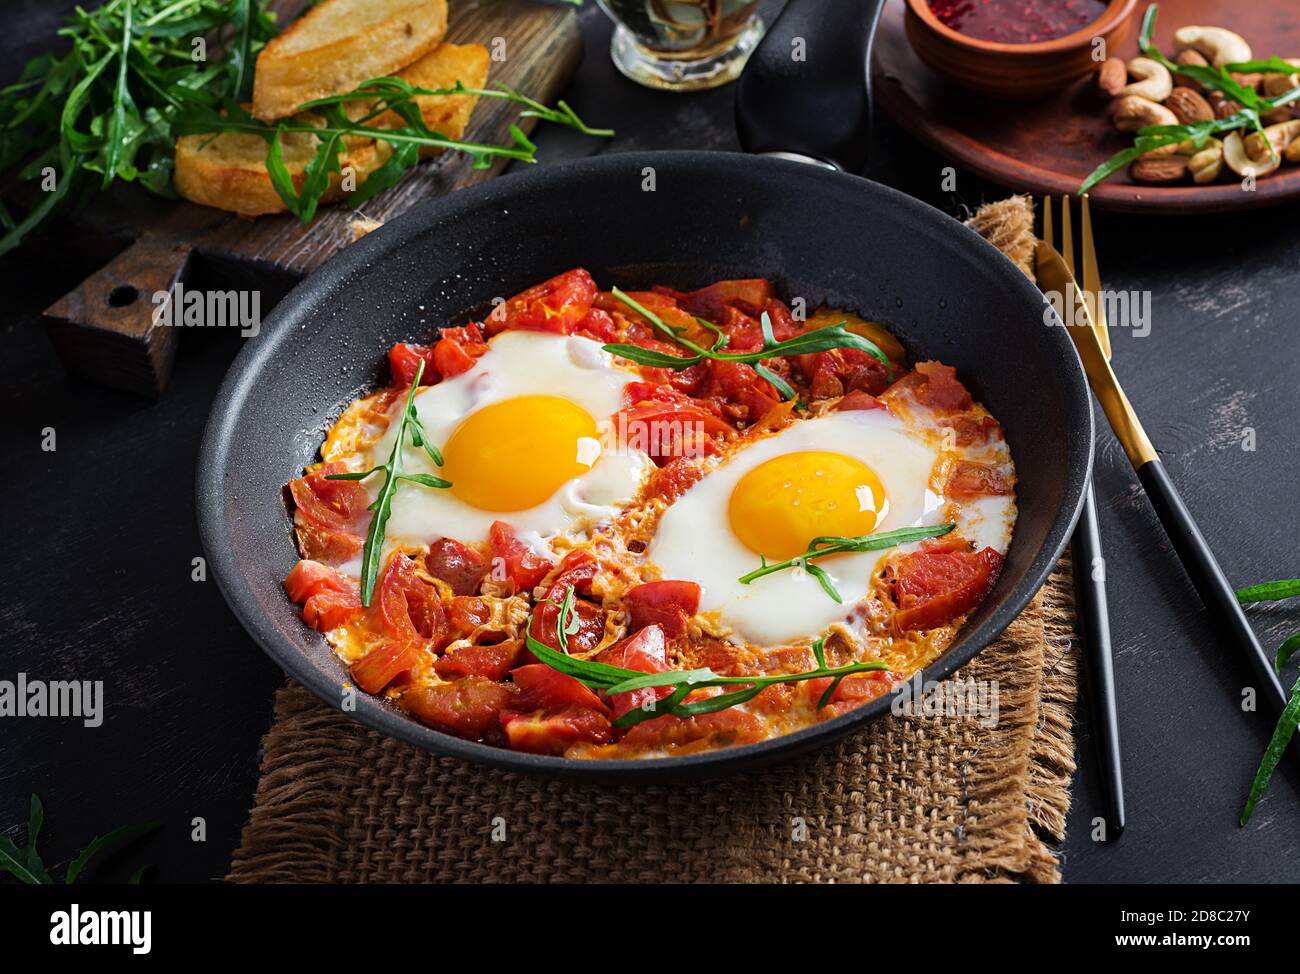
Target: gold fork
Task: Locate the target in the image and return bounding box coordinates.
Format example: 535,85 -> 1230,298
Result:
1040,194 -> 1124,837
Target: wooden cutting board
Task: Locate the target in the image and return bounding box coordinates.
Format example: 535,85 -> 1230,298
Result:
42,0 -> 582,397
872,0 -> 1300,214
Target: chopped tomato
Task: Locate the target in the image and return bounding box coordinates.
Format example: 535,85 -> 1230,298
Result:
432,324 -> 488,378
597,625 -> 672,719
293,519 -> 363,565
351,641 -> 425,694
674,279 -> 774,321
377,554 -> 448,649
946,461 -> 1014,498
572,307 -> 617,342
302,590 -> 362,632
950,413 -> 1001,446
624,581 -> 700,640
401,677 -> 516,739
914,361 -> 973,411
447,596 -> 492,636
700,359 -> 782,423
614,395 -> 732,465
289,463 -> 370,535
510,664 -> 609,714
797,347 -> 889,400
425,538 -> 490,596
285,559 -> 353,603
836,389 -> 887,412
487,268 -> 598,336
434,641 -> 522,681
488,521 -> 555,593
808,671 -> 893,718
500,705 -> 613,755
620,708 -> 764,749
388,342 -> 440,386
527,588 -> 606,656
647,456 -> 708,503
892,546 -> 1003,631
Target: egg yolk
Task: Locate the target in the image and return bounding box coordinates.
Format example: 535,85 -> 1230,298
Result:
441,395 -> 599,512
728,451 -> 887,560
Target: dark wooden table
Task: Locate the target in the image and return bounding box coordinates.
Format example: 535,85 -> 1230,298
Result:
3,1 -> 1299,883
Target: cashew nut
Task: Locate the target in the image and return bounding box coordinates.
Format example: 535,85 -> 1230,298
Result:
1113,95 -> 1179,133
1174,26 -> 1252,68
1245,119 -> 1300,162
1187,140 -> 1224,183
1286,138 -> 1300,163
1120,57 -> 1173,102
1262,59 -> 1300,98
1224,131 -> 1279,178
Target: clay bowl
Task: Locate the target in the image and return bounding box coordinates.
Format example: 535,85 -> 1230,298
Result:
903,0 -> 1138,98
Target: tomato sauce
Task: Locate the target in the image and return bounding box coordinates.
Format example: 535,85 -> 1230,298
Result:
928,0 -> 1109,44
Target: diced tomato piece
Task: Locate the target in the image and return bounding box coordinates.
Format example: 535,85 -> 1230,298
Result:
377,554 -> 448,648
401,676 -> 516,739
572,307 -> 617,342
798,347 -> 889,400
285,559 -> 353,603
946,461 -> 1014,498
620,707 -> 764,749
433,640 -> 522,681
510,664 -> 609,713
950,413 -> 1001,446
488,521 -> 555,593
624,581 -> 700,639
700,359 -> 782,423
614,396 -> 732,465
293,519 -> 363,565
487,268 -> 598,336
526,551 -> 606,656
807,670 -> 893,717
351,641 -> 426,694
597,625 -> 672,719
388,342 -> 440,386
447,596 -> 492,636
289,463 -> 371,535
647,456 -> 708,503
761,297 -> 801,341
836,389 -> 887,412
892,546 -> 1003,631
432,324 -> 489,378
675,279 -> 774,321
914,361 -> 973,412
302,590 -> 362,631
425,538 -> 490,596
500,705 -> 612,755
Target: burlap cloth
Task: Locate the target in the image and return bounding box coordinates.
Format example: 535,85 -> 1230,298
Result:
228,197 -> 1081,884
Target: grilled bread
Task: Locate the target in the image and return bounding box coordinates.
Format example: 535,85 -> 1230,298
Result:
251,0 -> 448,120
388,42 -> 490,156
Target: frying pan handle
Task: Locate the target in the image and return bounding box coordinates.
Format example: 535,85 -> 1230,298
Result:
734,0 -> 887,173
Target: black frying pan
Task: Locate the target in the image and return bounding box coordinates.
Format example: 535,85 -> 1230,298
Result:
196,0 -> 1092,780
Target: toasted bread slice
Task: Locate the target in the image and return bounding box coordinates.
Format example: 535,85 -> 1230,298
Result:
174,117 -> 390,217
252,0 -> 448,121
388,42 -> 491,157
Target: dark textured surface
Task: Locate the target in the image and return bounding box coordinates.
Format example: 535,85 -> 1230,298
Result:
3,0 -> 1300,882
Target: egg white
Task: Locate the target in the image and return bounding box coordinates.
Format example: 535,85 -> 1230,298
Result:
362,331 -> 653,558
648,409 -> 952,647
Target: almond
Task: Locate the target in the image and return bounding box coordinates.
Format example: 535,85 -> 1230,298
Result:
1129,155 -> 1189,184
1166,86 -> 1214,124
1176,49 -> 1209,92
1209,91 -> 1242,120
1097,57 -> 1126,97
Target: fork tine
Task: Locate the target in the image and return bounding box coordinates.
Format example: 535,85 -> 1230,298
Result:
1041,195 -> 1055,250
1060,195 -> 1075,277
1081,193 -> 1113,361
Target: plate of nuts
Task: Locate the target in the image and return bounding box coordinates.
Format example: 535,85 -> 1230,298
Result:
874,0 -> 1300,213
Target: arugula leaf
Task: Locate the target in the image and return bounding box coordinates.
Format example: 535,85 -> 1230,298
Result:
1241,675 -> 1300,825
1237,579 -> 1300,603
66,822 -> 159,884
325,359 -> 450,605
1274,633 -> 1300,676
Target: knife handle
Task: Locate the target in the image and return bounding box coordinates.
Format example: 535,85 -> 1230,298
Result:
734,0 -> 887,173
1136,459 -> 1296,737
1072,480 -> 1126,836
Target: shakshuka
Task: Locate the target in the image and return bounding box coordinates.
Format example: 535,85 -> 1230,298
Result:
283,269 -> 1016,758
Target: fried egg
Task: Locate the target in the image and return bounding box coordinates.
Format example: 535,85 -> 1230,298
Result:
364,331 -> 653,555
648,408 -> 1012,647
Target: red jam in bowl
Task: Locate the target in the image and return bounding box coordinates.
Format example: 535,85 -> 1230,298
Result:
928,0 -> 1110,44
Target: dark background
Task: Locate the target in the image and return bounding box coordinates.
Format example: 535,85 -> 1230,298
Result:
2,1 -> 1298,883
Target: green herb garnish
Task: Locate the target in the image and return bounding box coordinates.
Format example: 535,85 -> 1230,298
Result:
602,287 -> 894,396
1236,579 -> 1300,825
737,524 -> 956,603
524,587 -> 890,727
1,794 -> 158,885
325,359 -> 450,605
1079,3 -> 1300,193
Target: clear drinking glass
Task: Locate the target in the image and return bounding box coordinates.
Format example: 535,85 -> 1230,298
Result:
596,0 -> 765,92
